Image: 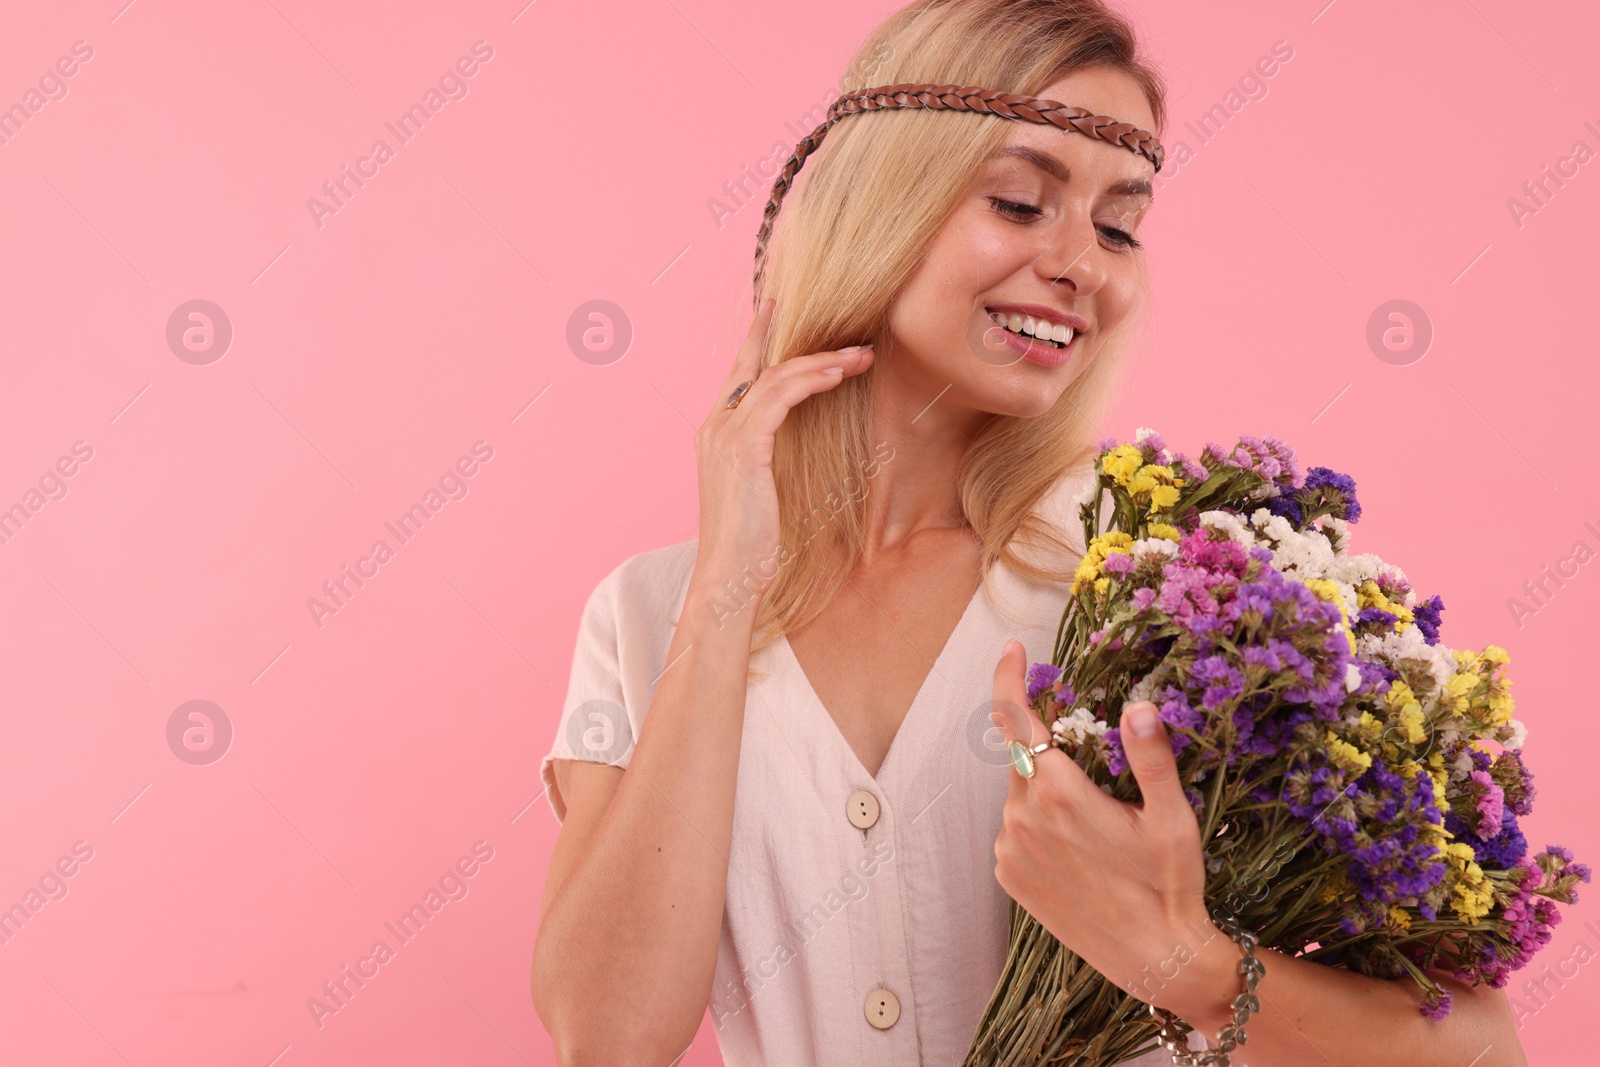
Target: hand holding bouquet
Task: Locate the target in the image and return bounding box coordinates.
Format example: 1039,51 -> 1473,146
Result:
964,431 -> 1590,1066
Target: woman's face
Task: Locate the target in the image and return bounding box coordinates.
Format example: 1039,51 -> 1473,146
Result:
882,66 -> 1157,422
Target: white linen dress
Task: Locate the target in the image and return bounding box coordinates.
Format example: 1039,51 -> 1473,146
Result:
539,459 -> 1177,1067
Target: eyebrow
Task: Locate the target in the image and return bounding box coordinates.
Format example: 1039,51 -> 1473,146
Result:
987,144 -> 1154,199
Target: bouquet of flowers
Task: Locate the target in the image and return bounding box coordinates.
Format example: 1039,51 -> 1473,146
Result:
962,430 -> 1590,1067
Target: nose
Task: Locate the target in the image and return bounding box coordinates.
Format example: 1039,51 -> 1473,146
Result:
1032,211 -> 1106,294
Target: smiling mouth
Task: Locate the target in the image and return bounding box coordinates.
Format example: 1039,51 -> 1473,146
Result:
986,309 -> 1073,349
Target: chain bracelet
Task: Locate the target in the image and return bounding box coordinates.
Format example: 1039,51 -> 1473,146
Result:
1148,912 -> 1265,1067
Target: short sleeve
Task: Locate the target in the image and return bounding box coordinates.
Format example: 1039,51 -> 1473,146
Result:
539,560 -> 636,824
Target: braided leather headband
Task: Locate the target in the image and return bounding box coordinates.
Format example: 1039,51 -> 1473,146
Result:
751,82 -> 1165,299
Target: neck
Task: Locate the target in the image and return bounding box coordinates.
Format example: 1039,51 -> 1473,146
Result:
860,356 -> 993,559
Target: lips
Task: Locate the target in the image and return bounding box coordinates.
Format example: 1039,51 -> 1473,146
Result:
983,304 -> 1088,353
984,316 -> 1077,367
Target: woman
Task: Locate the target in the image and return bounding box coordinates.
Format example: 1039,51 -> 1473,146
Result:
533,1 -> 1528,1064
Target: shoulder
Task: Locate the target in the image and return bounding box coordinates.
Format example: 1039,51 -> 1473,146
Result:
586,536 -> 700,625
1009,456 -> 1103,567
1035,457 -> 1101,541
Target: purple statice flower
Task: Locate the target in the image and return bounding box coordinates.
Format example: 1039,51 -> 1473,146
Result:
1490,750 -> 1537,816
1190,654 -> 1245,711
1177,454 -> 1209,483
1026,662 -> 1065,704
1220,435 -> 1302,489
1355,658 -> 1397,695
1539,845 -> 1594,898
1304,467 -> 1362,523
1156,535 -> 1251,634
1261,435 -> 1304,488
1355,607 -> 1398,632
1105,726 -> 1127,775
1470,769 -> 1506,838
1480,856 -> 1567,985
1242,643 -> 1283,671
1246,450 -> 1281,483
1265,493 -> 1304,525
1447,807 -> 1529,870
1422,989 -> 1453,1021
1465,746 -> 1492,775
1374,570 -> 1413,604
1096,435 -> 1119,453
1294,757 -> 1447,910
1101,551 -> 1137,577
1136,429 -> 1170,461
1201,442 -> 1230,469
1131,586 -> 1158,610
1104,721 -> 1185,776
1158,685 -> 1203,735
1412,594 -> 1445,645
1268,466 -> 1362,527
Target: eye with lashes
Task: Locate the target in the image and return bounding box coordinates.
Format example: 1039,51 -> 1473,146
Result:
985,196 -> 1143,250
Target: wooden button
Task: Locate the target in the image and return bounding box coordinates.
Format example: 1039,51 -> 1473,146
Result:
846,789 -> 880,829
864,987 -> 900,1029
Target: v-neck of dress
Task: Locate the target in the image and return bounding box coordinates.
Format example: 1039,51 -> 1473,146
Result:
777,572 -> 992,790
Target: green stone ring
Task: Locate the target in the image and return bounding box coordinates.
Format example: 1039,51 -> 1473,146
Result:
1007,739 -> 1054,778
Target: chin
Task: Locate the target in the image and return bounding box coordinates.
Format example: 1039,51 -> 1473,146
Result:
964,373 -> 1075,419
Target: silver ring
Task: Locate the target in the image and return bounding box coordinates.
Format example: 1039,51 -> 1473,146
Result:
1007,739 -> 1054,779
724,380 -> 753,409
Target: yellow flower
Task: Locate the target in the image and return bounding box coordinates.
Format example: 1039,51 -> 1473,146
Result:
1319,872 -> 1358,906
1383,680 -> 1427,754
1071,531 -> 1134,596
1357,580 -> 1414,633
1353,711 -> 1384,749
1305,579 -> 1357,654
1118,462 -> 1181,512
1150,484 -> 1181,510
1438,670 -> 1479,720
1147,523 -> 1182,542
1426,752 -> 1448,805
1479,646 -> 1515,725
1443,843 -> 1493,924
1387,905 -> 1412,932
1325,730 -> 1373,775
1102,445 -> 1144,487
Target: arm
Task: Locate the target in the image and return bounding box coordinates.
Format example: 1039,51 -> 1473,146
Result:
532,298 -> 876,1066
533,562 -> 758,1067
1159,922 -> 1525,1067
987,641 -> 1529,1067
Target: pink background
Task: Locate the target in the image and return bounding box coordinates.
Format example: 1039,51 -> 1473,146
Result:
0,0 -> 1594,1063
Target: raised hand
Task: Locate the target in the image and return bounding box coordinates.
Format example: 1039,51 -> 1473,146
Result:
693,296 -> 874,584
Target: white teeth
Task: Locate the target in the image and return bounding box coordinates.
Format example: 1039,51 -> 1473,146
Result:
990,310 -> 1074,348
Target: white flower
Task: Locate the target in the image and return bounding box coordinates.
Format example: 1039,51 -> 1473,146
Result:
1345,662 -> 1364,693
1323,516 -> 1351,555
1135,427 -> 1159,442
1359,625 -> 1456,697
1128,673 -> 1161,703
1328,552 -> 1409,594
1505,718 -> 1529,749
1051,706 -> 1110,745
1131,537 -> 1179,564
1198,509 -> 1255,546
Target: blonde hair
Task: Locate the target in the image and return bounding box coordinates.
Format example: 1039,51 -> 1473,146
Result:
746,0 -> 1167,664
